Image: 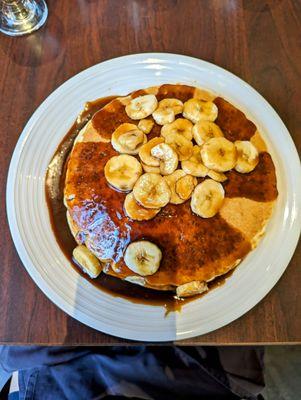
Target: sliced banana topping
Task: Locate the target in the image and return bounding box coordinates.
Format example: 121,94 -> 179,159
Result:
176,281 -> 208,298
165,132 -> 193,161
201,137 -> 237,172
183,99 -> 218,123
250,130 -> 267,153
125,94 -> 158,120
181,145 -> 208,177
73,245 -> 102,278
142,162 -> 160,174
163,169 -> 187,204
138,137 -> 165,167
133,173 -> 171,208
161,118 -> 193,140
160,98 -> 183,114
124,240 -> 162,276
191,179 -> 225,218
111,123 -> 146,155
124,275 -> 146,286
234,140 -> 259,173
104,154 -> 142,191
124,192 -> 160,221
152,98 -> 183,125
207,170 -> 228,182
151,143 -> 178,175
192,120 -> 223,146
153,108 -> 174,125
175,175 -> 197,200
138,118 -> 154,134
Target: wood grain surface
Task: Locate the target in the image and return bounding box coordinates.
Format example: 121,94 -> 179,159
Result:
0,0 -> 300,345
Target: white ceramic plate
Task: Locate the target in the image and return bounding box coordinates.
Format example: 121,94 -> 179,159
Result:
7,53 -> 301,341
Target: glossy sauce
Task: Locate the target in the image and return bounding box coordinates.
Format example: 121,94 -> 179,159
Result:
45,96 -> 117,265
214,97 -> 256,141
46,87 -> 278,313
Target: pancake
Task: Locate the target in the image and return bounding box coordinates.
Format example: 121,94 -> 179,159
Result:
64,84 -> 278,296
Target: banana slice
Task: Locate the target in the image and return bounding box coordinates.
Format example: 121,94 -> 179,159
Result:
207,170 -> 228,182
125,94 -> 158,120
192,121 -> 223,145
111,123 -> 147,154
176,281 -> 208,298
124,275 -> 146,287
151,143 -> 178,175
104,154 -> 142,191
124,240 -> 162,276
234,140 -> 259,173
181,145 -> 208,177
124,192 -> 160,221
161,118 -> 193,140
138,137 -> 165,167
175,175 -> 197,200
133,173 -> 171,208
191,179 -> 225,218
152,98 -> 183,125
142,162 -> 160,174
138,118 -> 154,134
163,170 -> 186,204
165,132 -> 193,161
201,137 -> 237,172
73,245 -> 102,278
183,99 -> 218,123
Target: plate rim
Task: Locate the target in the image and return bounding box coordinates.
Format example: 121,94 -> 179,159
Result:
6,52 -> 301,342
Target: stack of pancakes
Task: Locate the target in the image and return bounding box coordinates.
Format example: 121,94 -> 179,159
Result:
64,84 -> 278,295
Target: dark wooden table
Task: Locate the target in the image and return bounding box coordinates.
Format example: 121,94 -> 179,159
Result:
0,0 -> 300,345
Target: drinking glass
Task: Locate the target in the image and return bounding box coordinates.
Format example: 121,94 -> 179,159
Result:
0,0 -> 48,36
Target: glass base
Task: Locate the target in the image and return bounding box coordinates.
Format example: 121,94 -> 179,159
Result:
0,0 -> 48,36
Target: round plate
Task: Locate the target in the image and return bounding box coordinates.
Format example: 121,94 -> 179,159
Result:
6,53 -> 301,341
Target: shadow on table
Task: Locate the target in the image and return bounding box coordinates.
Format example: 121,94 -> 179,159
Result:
0,13 -> 64,67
